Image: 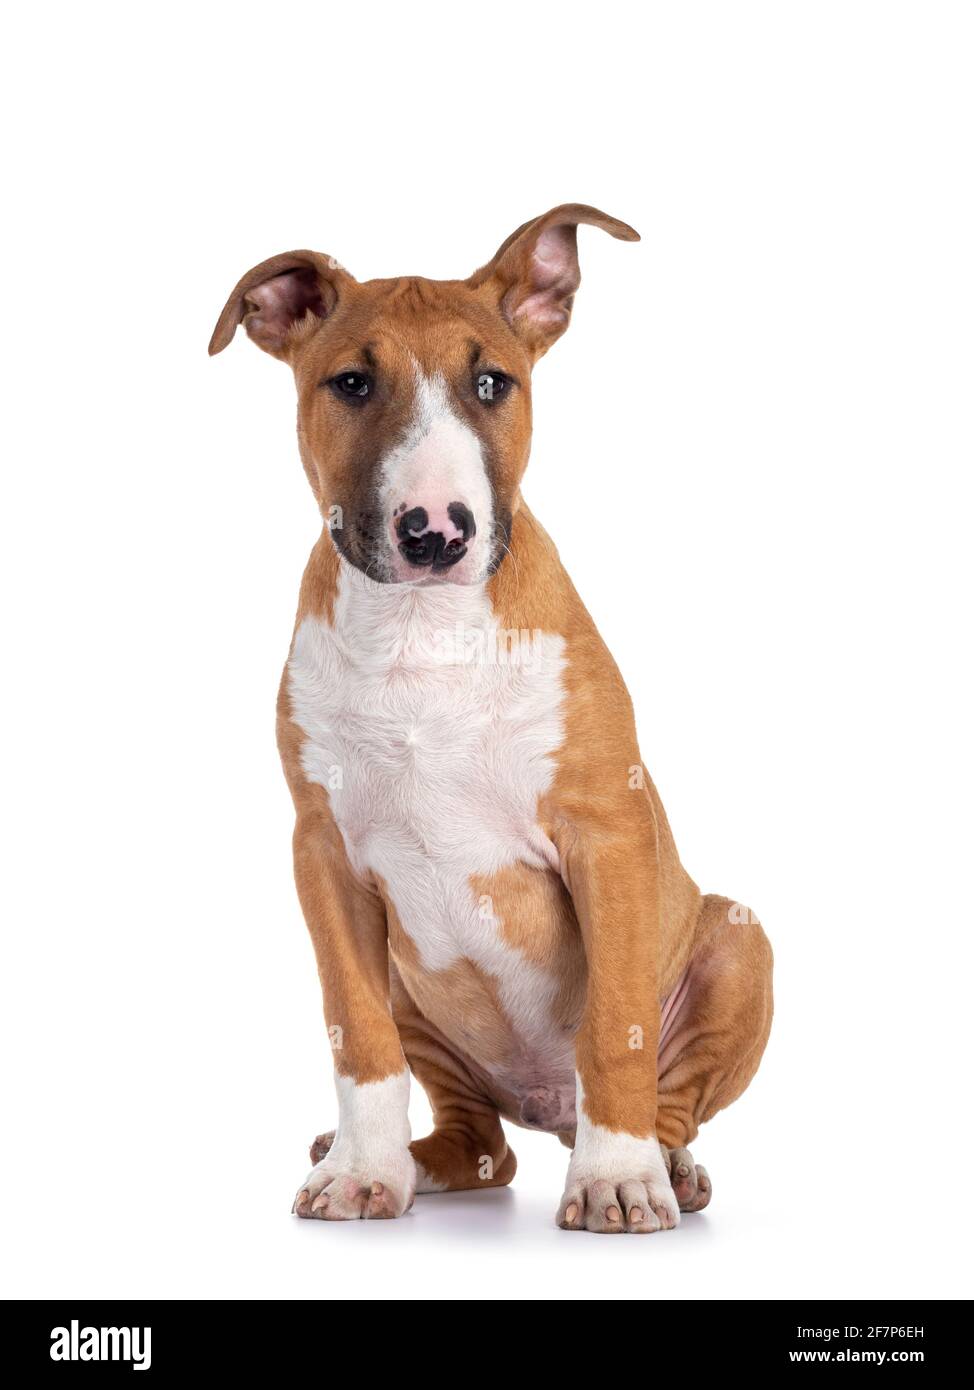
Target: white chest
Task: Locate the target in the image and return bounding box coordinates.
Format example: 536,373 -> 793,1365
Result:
286,571 -> 567,985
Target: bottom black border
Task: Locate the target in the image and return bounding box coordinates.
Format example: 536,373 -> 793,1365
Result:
0,1299 -> 961,1376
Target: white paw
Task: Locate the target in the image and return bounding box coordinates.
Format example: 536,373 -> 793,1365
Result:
293,1142 -> 417,1221
558,1126 -> 679,1234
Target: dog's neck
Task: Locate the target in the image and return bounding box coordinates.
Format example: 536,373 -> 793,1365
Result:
329,555 -> 496,674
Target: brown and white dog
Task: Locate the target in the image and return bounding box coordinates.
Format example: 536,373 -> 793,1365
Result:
209,205 -> 773,1234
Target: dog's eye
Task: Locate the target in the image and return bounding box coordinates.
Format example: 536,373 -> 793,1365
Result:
330,371 -> 371,401
476,371 -> 510,404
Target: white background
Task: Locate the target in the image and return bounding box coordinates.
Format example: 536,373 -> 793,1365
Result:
2,1 -> 972,1301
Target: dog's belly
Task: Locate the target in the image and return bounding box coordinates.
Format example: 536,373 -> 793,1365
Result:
388,858 -> 586,1132
288,596 -> 580,1129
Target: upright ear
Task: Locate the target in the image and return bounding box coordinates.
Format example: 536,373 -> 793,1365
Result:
208,250 -> 354,359
468,203 -> 639,357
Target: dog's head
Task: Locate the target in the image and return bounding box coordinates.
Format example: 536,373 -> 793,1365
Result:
210,204 -> 638,585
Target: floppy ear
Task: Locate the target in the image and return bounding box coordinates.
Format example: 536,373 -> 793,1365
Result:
208,251 -> 354,359
468,203 -> 639,356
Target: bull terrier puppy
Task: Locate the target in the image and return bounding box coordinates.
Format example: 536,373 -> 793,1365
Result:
210,205 -> 773,1233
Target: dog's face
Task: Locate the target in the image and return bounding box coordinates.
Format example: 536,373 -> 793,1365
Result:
210,205 -> 638,584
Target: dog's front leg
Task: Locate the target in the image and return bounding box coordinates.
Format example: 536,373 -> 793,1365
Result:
290,809 -> 416,1221
556,806 -> 679,1235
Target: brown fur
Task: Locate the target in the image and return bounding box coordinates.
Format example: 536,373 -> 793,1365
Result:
213,205 -> 773,1213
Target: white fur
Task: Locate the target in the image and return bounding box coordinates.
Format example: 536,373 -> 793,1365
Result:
565,1073 -> 679,1223
287,561 -> 570,1083
376,367 -> 494,581
299,1070 -> 416,1201
414,1164 -> 449,1195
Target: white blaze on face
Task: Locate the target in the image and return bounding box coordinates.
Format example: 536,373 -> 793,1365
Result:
377,366 -> 494,582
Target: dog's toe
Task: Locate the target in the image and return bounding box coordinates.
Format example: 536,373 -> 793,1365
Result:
665,1146 -> 712,1212
556,1186 -> 585,1230
682,1163 -> 712,1212
617,1179 -> 662,1233
309,1130 -> 336,1165
584,1179 -> 626,1233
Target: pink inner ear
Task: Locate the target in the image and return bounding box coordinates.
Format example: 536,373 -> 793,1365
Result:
245,268 -> 326,349
514,224 -> 581,327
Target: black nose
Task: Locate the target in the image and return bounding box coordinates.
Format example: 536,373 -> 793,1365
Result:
396,503 -> 476,571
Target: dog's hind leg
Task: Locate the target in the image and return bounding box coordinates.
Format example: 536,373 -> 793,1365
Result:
656,893 -> 773,1210
396,976 -> 516,1193
409,1098 -> 517,1195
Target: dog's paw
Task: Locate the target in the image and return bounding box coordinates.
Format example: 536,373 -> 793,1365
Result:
557,1174 -> 679,1233
293,1142 -> 416,1221
663,1145 -> 712,1212
557,1132 -> 680,1234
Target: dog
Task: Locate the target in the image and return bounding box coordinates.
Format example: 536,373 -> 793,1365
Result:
209,204 -> 773,1233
